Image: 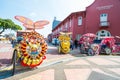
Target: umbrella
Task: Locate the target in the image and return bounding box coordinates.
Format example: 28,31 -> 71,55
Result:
80,33 -> 96,43
82,33 -> 96,38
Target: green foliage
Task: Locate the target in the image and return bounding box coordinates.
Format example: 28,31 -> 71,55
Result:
0,18 -> 22,34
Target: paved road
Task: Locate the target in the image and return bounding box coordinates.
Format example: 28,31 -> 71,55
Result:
6,56 -> 120,80
0,41 -> 13,67
0,42 -> 81,79
1,42 -> 120,80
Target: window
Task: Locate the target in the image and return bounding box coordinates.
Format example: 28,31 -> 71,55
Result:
78,16 -> 82,26
65,22 -> 68,29
60,27 -> 62,31
76,34 -> 82,40
58,28 -> 59,32
96,30 -> 111,39
100,13 -> 108,22
69,19 -> 72,27
107,33 -> 110,36
101,31 -> 104,33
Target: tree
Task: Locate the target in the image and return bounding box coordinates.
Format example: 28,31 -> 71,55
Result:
0,18 -> 22,34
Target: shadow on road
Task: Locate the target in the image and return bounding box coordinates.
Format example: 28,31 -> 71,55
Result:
0,59 -> 12,69
88,71 -> 119,80
0,59 -> 12,64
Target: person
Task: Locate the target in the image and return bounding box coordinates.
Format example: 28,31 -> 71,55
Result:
70,39 -> 74,50
78,39 -> 82,50
54,38 -> 58,46
12,39 -> 17,48
74,39 -> 78,49
17,36 -> 23,43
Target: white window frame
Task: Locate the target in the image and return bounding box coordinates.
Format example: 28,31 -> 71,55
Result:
78,16 -> 82,26
76,34 -> 82,40
65,22 -> 68,29
100,13 -> 108,22
60,27 -> 62,31
69,19 -> 72,27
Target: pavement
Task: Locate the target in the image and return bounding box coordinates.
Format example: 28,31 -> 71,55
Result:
5,55 -> 120,80
0,41 -> 13,68
0,42 -> 120,80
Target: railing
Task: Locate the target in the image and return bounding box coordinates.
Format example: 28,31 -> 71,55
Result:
100,21 -> 110,27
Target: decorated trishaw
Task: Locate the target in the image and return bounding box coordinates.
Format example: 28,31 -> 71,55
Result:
111,36 -> 120,54
11,16 -> 49,75
79,33 -> 99,55
99,36 -> 115,54
93,36 -> 119,55
58,32 -> 72,54
79,33 -> 120,55
79,32 -> 120,56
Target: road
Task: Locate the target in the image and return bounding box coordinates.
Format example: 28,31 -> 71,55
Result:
0,41 -> 120,80
0,41 -> 81,79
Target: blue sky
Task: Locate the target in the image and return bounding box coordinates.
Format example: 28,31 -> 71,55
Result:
0,0 -> 94,37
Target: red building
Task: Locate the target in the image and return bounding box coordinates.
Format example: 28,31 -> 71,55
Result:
51,0 -> 120,42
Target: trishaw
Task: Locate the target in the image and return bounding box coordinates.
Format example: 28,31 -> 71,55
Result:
58,32 -> 72,54
108,36 -> 120,54
11,16 -> 49,75
79,33 -> 120,55
79,33 -> 99,55
99,36 -> 115,55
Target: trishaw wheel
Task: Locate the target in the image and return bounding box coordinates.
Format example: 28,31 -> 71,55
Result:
80,48 -> 85,54
105,48 -> 111,55
12,49 -> 17,76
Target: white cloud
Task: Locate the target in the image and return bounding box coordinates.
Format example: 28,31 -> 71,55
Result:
29,12 -> 37,18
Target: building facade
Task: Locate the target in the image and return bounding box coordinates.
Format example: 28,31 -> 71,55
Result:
51,0 -> 120,41
85,0 -> 120,41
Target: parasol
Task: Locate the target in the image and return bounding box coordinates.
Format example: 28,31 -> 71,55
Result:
82,33 -> 96,38
79,33 -> 96,43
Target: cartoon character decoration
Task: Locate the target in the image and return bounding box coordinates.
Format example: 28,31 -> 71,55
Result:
14,16 -> 49,68
58,32 -> 72,54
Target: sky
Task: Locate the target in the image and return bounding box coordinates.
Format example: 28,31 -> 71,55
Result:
0,0 -> 94,38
